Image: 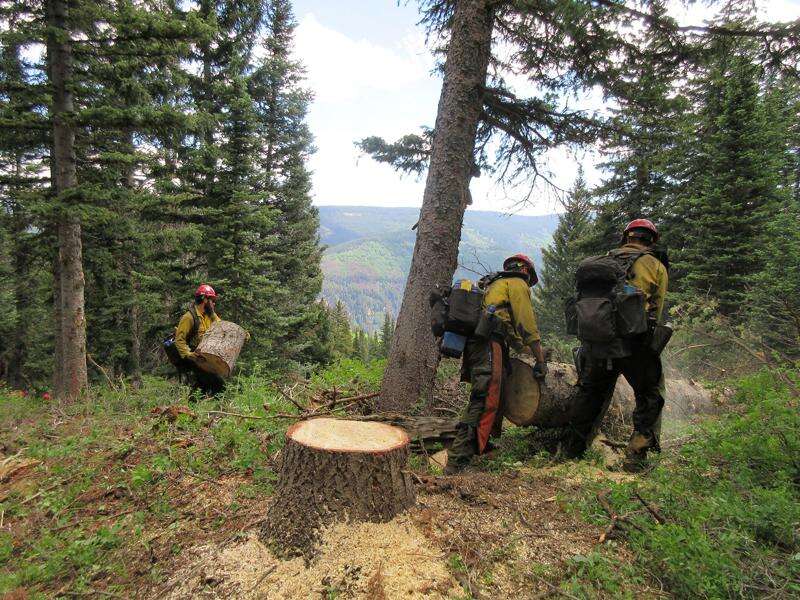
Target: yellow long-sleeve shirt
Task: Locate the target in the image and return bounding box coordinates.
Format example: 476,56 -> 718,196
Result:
616,243 -> 669,322
483,275 -> 541,353
174,307 -> 221,358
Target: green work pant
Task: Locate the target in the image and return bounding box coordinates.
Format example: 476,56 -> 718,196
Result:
449,337 -> 504,467
179,358 -> 225,398
570,347 -> 665,453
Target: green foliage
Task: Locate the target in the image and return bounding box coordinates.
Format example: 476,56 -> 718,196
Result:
747,200 -> 800,358
571,371 -> 800,598
534,169 -> 592,336
0,0 -> 327,387
673,49 -> 791,317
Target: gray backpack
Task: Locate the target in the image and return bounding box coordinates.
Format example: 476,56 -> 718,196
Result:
565,250 -> 649,358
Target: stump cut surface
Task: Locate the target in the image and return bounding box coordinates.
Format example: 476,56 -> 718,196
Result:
288,418 -> 409,453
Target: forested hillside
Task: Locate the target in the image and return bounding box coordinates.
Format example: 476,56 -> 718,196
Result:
2,1 -> 800,599
0,0 -> 326,392
319,206 -> 558,330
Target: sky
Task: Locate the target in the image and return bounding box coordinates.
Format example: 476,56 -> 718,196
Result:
292,0 -> 800,216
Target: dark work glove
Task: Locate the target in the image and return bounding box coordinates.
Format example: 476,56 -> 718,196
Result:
532,361 -> 548,380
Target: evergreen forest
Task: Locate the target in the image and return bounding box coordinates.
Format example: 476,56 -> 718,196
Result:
1,0 -> 799,598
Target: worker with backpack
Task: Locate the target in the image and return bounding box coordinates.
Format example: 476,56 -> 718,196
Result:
163,284 -> 225,397
433,254 -> 547,474
564,219 -> 670,472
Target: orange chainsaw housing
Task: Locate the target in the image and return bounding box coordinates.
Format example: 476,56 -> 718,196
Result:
476,340 -> 504,454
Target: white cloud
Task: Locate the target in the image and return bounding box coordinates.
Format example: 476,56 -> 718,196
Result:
299,1 -> 800,217
294,13 -> 434,103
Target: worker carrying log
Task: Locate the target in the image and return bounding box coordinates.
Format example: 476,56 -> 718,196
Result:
167,283 -> 225,397
430,254 -> 547,474
564,219 -> 672,472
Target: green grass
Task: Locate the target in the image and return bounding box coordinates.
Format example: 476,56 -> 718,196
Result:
3,360 -> 798,598
567,369 -> 800,599
0,360 -> 384,597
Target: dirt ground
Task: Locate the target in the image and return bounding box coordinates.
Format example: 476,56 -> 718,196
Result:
146,465 -> 611,600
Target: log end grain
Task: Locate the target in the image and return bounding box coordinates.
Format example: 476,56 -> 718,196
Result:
288,418 -> 410,453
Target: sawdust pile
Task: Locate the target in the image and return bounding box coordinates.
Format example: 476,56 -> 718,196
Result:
162,514 -> 460,599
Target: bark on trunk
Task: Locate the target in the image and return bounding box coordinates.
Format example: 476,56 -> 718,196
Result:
503,360 -> 714,431
194,320 -> 247,377
8,160 -> 29,389
261,418 -> 416,558
47,0 -> 88,402
378,0 -> 495,412
130,278 -> 142,389
52,245 -> 64,398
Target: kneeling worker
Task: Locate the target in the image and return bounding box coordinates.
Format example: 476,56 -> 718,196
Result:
174,284 -> 225,396
446,254 -> 547,474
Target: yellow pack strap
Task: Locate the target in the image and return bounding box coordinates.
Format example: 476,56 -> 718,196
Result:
457,279 -> 473,291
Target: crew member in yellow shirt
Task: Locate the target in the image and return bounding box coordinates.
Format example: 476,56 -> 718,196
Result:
568,219 -> 669,471
174,283 -> 224,397
446,254 -> 546,474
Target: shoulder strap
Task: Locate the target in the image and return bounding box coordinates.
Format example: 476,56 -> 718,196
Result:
480,270 -> 528,289
188,305 -> 200,338
608,248 -> 650,279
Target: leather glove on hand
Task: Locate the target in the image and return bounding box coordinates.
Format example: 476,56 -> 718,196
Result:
532,361 -> 548,380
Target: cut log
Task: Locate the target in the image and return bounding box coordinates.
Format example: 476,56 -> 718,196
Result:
504,360 -> 714,432
261,418 -> 416,557
194,320 -> 247,378
354,362 -> 715,448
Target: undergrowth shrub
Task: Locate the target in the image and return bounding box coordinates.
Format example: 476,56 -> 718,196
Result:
578,370 -> 800,598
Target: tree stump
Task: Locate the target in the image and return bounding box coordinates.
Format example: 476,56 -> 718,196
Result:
261,418 -> 416,558
194,320 -> 247,377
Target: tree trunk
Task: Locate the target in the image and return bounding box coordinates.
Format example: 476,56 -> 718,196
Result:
52,245 -> 64,398
378,0 -> 495,412
47,0 -> 88,402
130,277 -> 142,389
261,418 -> 416,557
194,320 -> 247,377
7,159 -> 30,389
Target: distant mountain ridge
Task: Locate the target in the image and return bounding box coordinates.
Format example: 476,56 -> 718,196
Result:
319,205 -> 559,331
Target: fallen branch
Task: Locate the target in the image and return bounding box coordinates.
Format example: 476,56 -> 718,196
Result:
205,410 -> 267,420
634,490 -> 666,525
247,565 -> 277,594
277,384 -> 307,413
596,489 -> 646,543
87,353 -> 119,391
598,438 -> 627,450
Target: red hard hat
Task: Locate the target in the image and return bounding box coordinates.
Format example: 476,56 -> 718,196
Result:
503,253 -> 539,285
195,283 -> 217,298
624,218 -> 659,242
504,253 -> 535,271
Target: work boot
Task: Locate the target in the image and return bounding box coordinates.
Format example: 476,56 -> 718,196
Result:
443,449 -> 471,475
622,431 -> 654,473
558,427 -> 589,459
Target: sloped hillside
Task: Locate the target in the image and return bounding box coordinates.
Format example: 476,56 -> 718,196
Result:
319,206 -> 558,330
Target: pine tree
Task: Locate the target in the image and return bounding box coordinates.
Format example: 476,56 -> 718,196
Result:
0,18 -> 52,387
748,201 -> 800,357
379,312 -> 395,359
534,170 -> 592,336
674,48 -> 789,316
250,0 -> 323,366
328,300 -> 353,359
